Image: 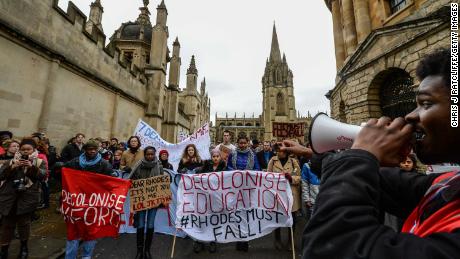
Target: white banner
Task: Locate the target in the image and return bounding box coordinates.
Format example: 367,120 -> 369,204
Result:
175,170 -> 293,243
426,163 -> 460,174
134,120 -> 211,170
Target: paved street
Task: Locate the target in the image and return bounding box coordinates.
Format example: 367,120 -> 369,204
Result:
92,217 -> 306,259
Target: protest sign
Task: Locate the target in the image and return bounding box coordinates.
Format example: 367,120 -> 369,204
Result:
176,170 -> 293,243
134,119 -> 211,170
61,168 -> 131,241
426,163 -> 460,174
130,175 -> 172,212
272,122 -> 305,138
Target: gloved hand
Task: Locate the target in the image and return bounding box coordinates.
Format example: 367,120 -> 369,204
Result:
284,173 -> 293,183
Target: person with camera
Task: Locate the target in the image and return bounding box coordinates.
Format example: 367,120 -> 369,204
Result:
0,138 -> 48,259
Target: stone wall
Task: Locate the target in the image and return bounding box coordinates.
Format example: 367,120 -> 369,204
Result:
328,1 -> 450,125
0,0 -> 148,147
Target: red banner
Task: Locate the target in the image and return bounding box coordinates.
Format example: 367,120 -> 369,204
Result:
61,168 -> 131,241
272,122 -> 305,138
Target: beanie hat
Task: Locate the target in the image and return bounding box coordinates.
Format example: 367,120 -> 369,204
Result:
159,150 -> 169,157
20,138 -> 37,148
83,139 -> 99,150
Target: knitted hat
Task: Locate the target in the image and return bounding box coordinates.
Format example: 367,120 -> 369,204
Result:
20,138 -> 37,148
159,150 -> 169,157
0,131 -> 13,139
83,140 -> 99,150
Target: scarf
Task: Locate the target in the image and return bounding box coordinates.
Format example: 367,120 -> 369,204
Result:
231,148 -> 255,170
402,171 -> 460,237
160,159 -> 170,169
79,152 -> 102,169
128,157 -> 162,179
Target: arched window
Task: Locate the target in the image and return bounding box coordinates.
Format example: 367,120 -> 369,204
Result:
374,68 -> 415,119
389,0 -> 407,14
276,92 -> 286,116
245,123 -> 252,126
237,123 -> 243,126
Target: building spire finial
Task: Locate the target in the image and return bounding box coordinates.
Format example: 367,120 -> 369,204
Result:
269,22 -> 282,63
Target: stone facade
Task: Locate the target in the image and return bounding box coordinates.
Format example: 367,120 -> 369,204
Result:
214,25 -> 312,144
0,0 -> 211,147
324,0 -> 451,124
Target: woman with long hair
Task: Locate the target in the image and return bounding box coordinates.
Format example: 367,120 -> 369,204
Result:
178,144 -> 202,174
121,136 -> 144,170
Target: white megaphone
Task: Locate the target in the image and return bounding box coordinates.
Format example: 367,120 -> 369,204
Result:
309,113 -> 362,154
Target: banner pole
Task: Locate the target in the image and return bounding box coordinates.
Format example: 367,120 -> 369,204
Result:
170,229 -> 178,258
290,227 -> 295,259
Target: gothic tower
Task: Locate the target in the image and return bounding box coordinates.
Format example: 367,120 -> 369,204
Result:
85,0 -> 104,34
163,36 -> 181,142
262,23 -> 296,140
145,0 -> 169,132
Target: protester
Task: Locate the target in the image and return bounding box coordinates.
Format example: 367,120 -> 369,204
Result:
112,149 -> 123,170
267,143 -> 301,251
158,150 -> 173,170
60,133 -> 85,162
0,139 -> 19,168
109,138 -> 119,154
216,130 -> 236,152
63,139 -> 113,259
300,162 -> 320,221
0,138 -> 47,259
227,135 -> 260,252
280,49 -> 459,258
178,144 -> 203,174
400,153 -> 418,172
118,142 -> 127,151
35,139 -> 50,209
0,131 -> 13,156
256,141 -> 274,171
200,149 -> 226,173
188,148 -> 226,253
121,136 -> 144,170
128,146 -> 164,259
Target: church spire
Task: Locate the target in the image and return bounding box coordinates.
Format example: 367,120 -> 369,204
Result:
269,23 -> 282,63
187,55 -> 198,75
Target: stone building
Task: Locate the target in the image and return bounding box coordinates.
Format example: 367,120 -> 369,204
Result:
214,25 -> 312,144
324,0 -> 450,124
0,0 -> 211,147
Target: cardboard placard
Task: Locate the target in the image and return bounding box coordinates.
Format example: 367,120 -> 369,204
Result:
130,175 -> 172,212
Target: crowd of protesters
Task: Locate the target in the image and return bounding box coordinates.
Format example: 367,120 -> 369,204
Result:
0,48 -> 458,259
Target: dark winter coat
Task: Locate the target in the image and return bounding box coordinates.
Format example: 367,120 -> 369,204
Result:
200,160 -> 227,173
302,149 -> 459,259
256,150 -> 274,170
178,159 -> 203,173
0,158 -> 47,216
64,156 -> 112,176
60,143 -> 83,162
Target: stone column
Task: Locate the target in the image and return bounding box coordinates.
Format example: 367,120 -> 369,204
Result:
38,59 -> 60,133
331,0 -> 346,68
353,0 -> 372,43
341,0 -> 358,56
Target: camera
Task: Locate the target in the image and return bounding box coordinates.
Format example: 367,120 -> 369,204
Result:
13,178 -> 27,192
21,154 -> 29,160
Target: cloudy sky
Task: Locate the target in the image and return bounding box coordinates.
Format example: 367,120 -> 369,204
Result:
59,0 -> 336,121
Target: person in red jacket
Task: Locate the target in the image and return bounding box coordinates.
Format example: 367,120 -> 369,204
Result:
282,48 -> 459,259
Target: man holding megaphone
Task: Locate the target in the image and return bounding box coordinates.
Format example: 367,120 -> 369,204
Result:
282,48 -> 459,259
